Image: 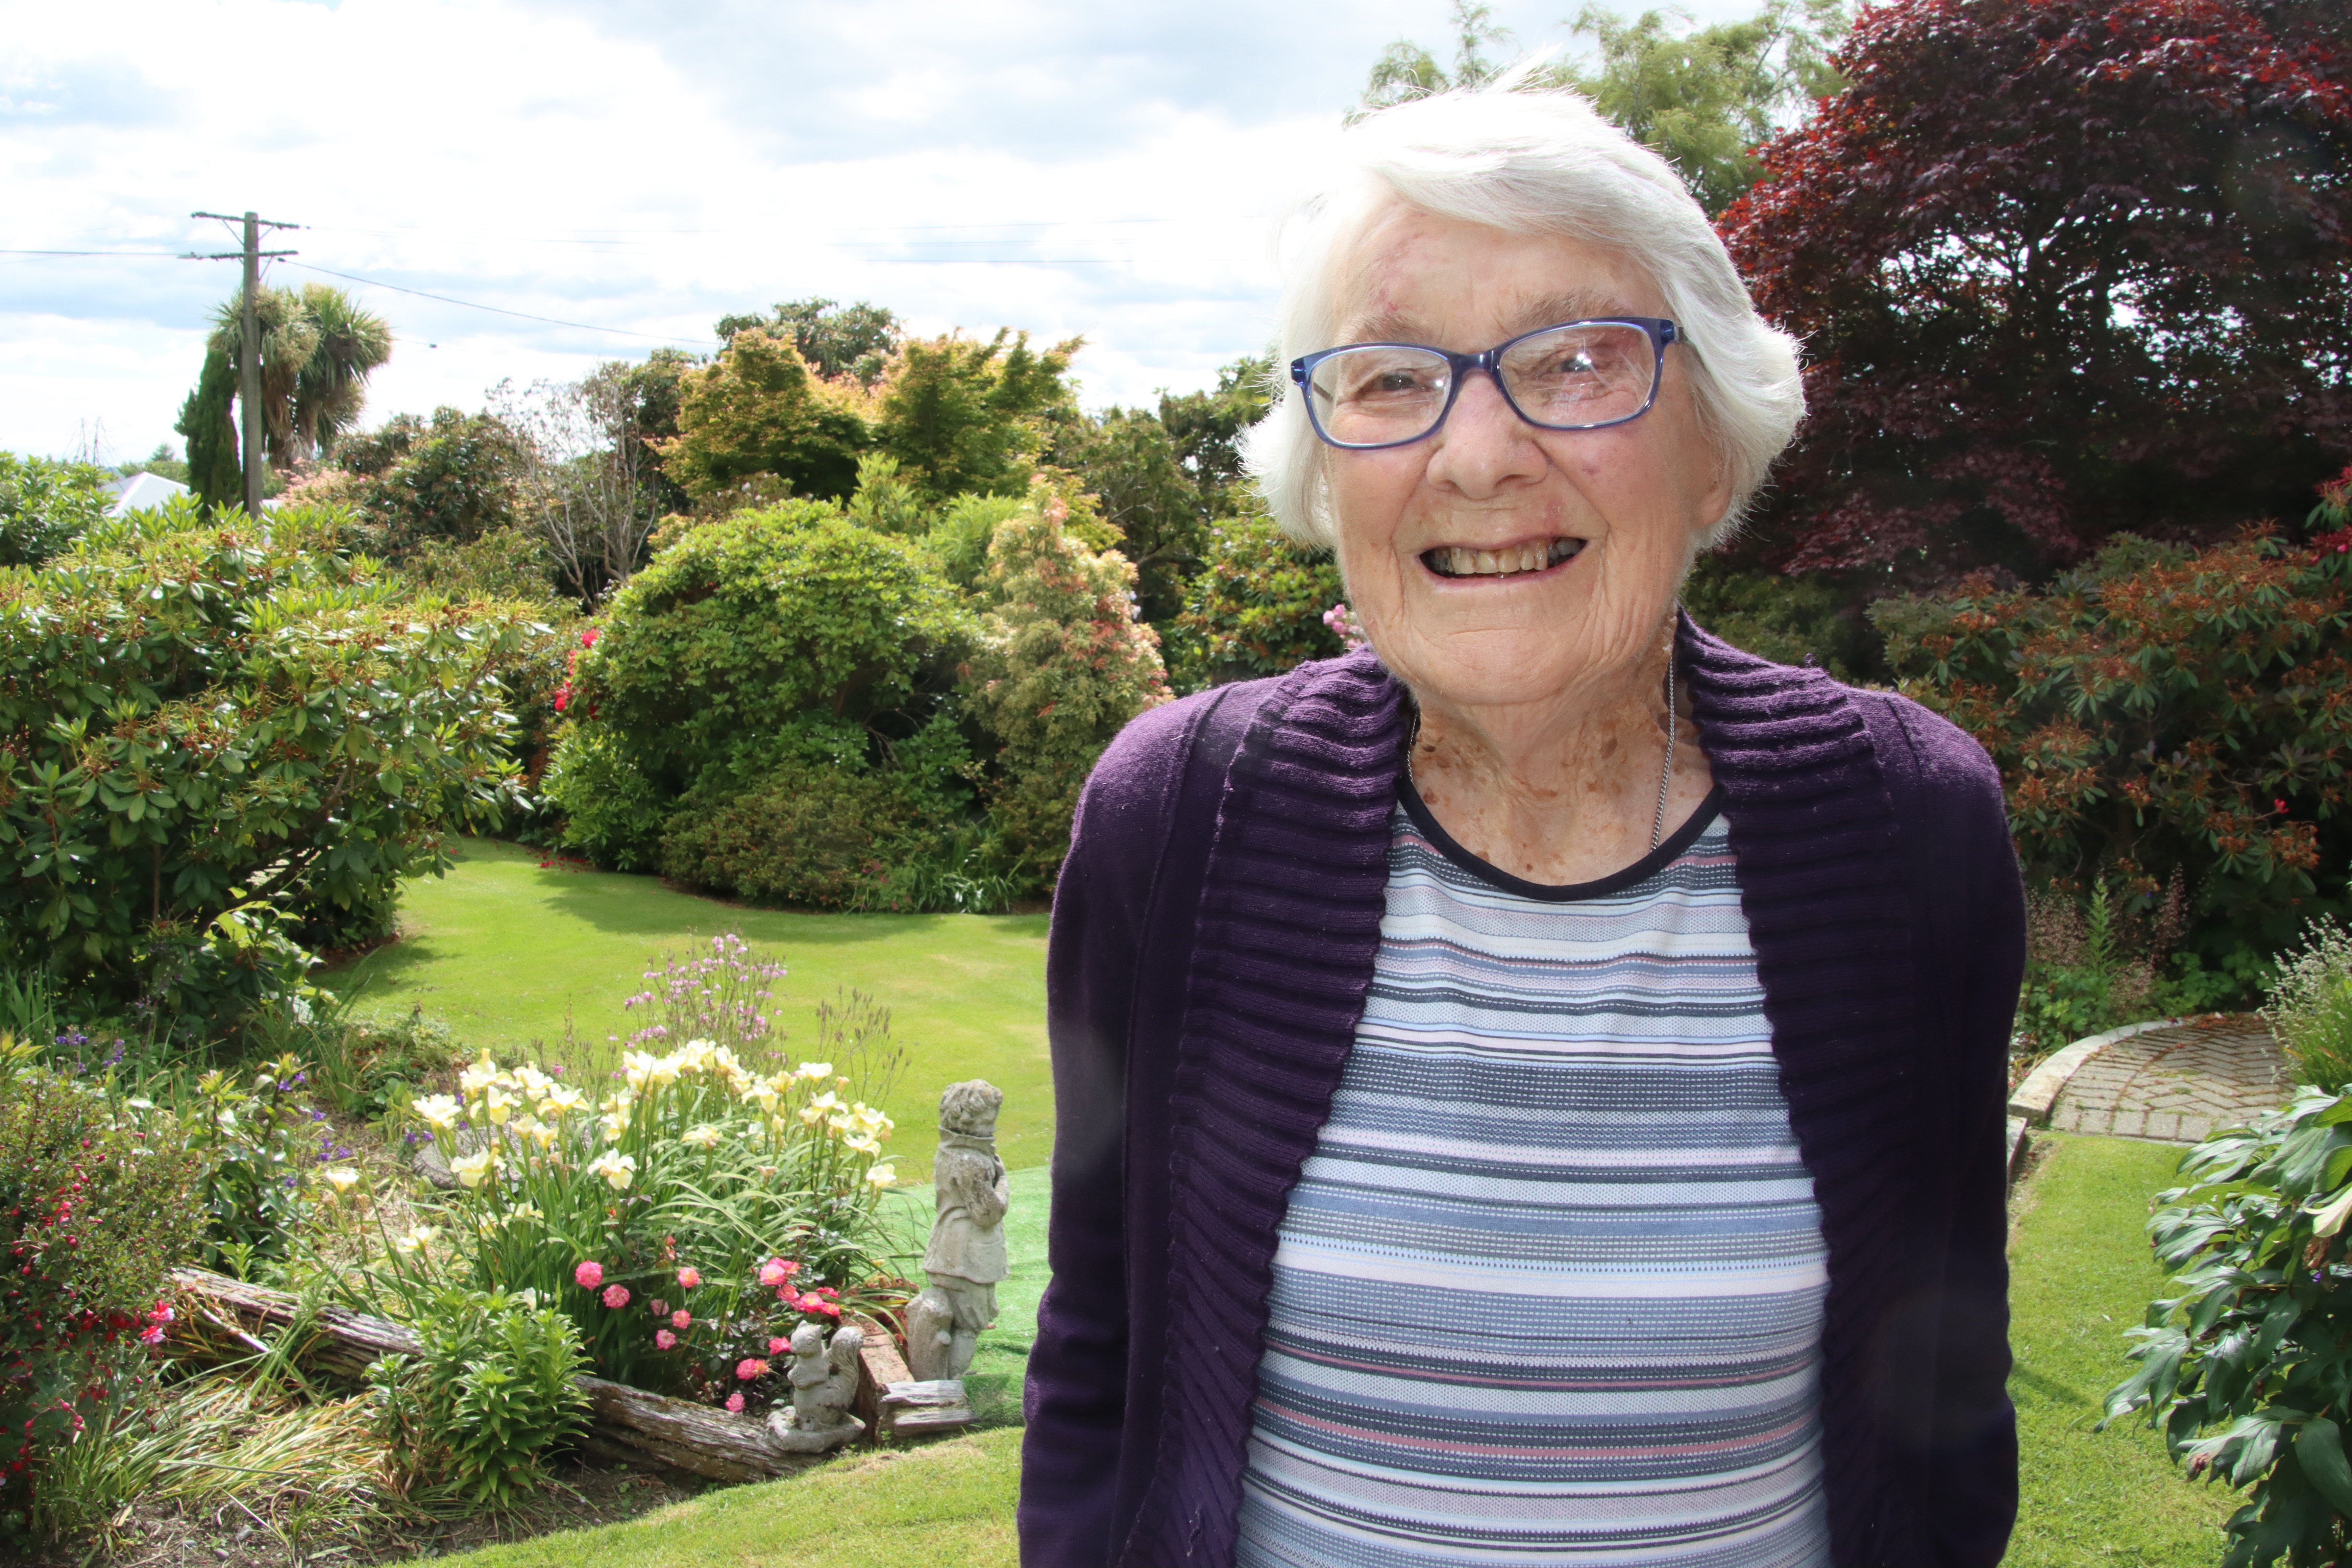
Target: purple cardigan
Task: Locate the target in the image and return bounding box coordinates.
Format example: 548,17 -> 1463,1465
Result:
1019,621 -> 2025,1568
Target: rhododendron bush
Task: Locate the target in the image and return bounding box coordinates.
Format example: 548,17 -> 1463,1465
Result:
1872,491 -> 2352,963
367,940 -> 905,1407
0,1042 -> 202,1514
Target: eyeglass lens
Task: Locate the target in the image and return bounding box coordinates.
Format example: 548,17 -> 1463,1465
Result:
1306,322 -> 1659,447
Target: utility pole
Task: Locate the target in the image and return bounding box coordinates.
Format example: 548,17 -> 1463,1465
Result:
184,210 -> 299,516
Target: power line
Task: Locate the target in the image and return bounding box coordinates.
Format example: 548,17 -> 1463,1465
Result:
283,261 -> 715,346
0,248 -> 184,256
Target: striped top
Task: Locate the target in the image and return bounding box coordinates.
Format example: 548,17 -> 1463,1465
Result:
1234,786 -> 1831,1568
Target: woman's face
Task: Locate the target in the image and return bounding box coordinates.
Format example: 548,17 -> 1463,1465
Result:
1324,205 -> 1731,717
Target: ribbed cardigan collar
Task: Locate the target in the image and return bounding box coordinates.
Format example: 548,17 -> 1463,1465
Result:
1126,618 -> 1918,1568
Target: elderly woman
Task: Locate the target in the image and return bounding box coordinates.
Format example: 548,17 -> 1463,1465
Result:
1021,82 -> 2023,1568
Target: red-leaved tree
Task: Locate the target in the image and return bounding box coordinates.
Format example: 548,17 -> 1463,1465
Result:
1721,0 -> 2352,589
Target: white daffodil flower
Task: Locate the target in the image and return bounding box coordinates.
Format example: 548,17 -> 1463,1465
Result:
451,1150 -> 497,1189
587,1150 -> 637,1191
413,1094 -> 462,1132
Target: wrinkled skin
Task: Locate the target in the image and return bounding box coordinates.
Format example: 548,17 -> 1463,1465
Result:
1325,204 -> 1730,885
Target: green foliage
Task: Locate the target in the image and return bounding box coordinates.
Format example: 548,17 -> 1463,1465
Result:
0,496 -> 535,1035
117,443 -> 191,487
208,283 -> 393,466
368,1288 -> 589,1508
926,493 -> 1028,590
963,487 -> 1171,887
1357,0 -> 1515,113
1050,409 -> 1205,623
174,345 -> 242,512
0,1043 -> 202,1515
1872,528 -> 2352,962
0,452 -> 111,568
2013,879 -> 2187,1067
655,329 -> 873,503
874,330 -> 1080,501
541,721 -> 670,872
1566,0 -> 1848,214
2106,1088 -> 2352,1565
716,298 -> 904,389
564,501 -> 974,802
1681,554 -> 1865,676
1164,514 -> 1348,692
2265,918 -> 2352,1092
183,1053 -> 332,1275
330,407 -> 525,548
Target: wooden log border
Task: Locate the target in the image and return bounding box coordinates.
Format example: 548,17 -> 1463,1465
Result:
167,1268 -> 939,1483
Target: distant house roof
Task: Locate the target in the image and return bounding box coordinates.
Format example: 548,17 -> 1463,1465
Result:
103,470 -> 191,516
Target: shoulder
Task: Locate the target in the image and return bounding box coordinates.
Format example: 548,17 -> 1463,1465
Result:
1076,678 -> 1281,845
1842,685 -> 2007,834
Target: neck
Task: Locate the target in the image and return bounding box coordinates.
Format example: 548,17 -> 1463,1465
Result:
1406,614 -> 1712,885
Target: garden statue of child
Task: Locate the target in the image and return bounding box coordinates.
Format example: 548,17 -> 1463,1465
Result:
906,1079 -> 1009,1384
768,1320 -> 866,1453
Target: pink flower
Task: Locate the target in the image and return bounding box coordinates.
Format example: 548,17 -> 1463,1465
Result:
602,1284 -> 631,1309
574,1260 -> 604,1290
758,1257 -> 797,1288
655,1329 -> 677,1350
677,1266 -> 701,1290
671,1309 -> 692,1330
139,1325 -> 166,1346
736,1358 -> 769,1381
582,628 -> 601,648
725,1392 -> 745,1413
768,1336 -> 791,1355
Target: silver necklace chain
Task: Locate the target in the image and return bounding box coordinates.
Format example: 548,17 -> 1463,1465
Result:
1402,640 -> 1680,857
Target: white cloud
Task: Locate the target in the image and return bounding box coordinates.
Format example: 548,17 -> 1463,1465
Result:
0,0 -> 1765,463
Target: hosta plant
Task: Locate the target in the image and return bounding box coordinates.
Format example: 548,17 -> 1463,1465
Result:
2107,1088 -> 2352,1565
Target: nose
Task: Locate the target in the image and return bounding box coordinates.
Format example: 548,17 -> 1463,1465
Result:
1424,364 -> 1547,497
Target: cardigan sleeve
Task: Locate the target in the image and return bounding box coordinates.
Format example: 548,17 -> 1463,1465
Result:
1862,691 -> 2025,1567
1019,694 -> 1211,1568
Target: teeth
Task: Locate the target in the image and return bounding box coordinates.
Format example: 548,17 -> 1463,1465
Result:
1428,539 -> 1584,577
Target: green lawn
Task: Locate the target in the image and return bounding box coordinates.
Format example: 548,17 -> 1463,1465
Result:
2005,1132 -> 2237,1565
327,839 -> 1052,1180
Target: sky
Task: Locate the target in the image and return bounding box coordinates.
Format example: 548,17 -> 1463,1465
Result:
0,0 -> 1759,464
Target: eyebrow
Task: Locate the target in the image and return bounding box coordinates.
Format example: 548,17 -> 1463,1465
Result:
1338,289 -> 1639,347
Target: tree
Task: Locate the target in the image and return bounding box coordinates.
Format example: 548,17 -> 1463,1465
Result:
873,330 -> 1080,501
206,283 -> 392,468
1721,0 -> 2352,591
962,483 -> 1171,887
715,298 -> 903,389
175,343 -> 241,511
334,407 -> 524,547
1567,0 -> 1847,213
1358,1 -> 1517,115
653,329 -> 873,503
494,367 -> 665,602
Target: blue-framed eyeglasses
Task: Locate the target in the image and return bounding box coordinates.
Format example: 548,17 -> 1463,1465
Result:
1290,317 -> 1679,450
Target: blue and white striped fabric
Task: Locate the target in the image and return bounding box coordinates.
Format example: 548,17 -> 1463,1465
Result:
1235,793 -> 1831,1568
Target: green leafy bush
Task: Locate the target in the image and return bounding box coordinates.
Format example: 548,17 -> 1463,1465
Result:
183,1054 -> 334,1277
654,329 -> 873,503
0,1043 -> 202,1519
1680,555 -> 1868,678
0,453 -> 111,568
2264,919 -> 2352,1093
660,757 -> 942,911
0,497 -> 537,1036
1873,525 -> 2352,964
328,407 -> 523,548
367,1287 -> 589,1508
2108,1088 -> 2352,1565
963,488 -> 1171,888
1163,514 -> 1347,692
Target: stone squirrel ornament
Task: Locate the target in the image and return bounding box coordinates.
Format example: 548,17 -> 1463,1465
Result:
905,1079 -> 1009,1384
767,1320 -> 866,1453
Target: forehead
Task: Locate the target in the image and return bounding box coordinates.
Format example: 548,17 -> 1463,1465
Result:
1329,203 -> 1660,345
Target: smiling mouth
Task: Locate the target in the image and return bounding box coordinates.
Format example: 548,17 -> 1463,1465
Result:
1421,538 -> 1585,579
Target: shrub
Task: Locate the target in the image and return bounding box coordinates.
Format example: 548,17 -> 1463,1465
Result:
1872,526 -> 2352,964
873,330 -> 1079,502
330,407 -> 524,548
183,1054 -> 335,1277
541,721 -> 670,872
0,497 -> 538,1035
2265,918 -> 2352,1092
2108,1087 -> 2352,1565
1163,514 -> 1348,692
1680,555 -> 1869,678
367,1288 -> 589,1509
0,453 -> 111,568
963,487 -> 1171,888
660,760 -> 937,911
0,1043 -> 202,1518
654,329 -> 873,503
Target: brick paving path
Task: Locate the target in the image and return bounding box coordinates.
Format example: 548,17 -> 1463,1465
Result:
2047,1014 -> 2288,1144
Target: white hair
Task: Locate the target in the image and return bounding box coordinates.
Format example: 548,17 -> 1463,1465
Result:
1245,79 -> 1805,549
